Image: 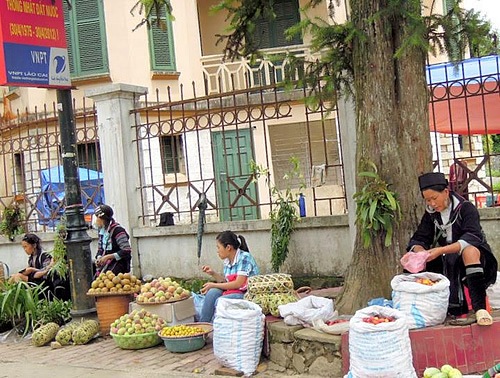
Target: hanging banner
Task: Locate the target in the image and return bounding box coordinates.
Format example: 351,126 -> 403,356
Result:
0,0 -> 71,88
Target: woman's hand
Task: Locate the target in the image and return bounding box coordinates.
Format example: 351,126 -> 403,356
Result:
96,254 -> 114,267
201,282 -> 217,295
201,265 -> 214,276
23,267 -> 36,275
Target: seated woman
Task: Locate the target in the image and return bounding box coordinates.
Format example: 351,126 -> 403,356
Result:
10,233 -> 51,285
199,230 -> 259,322
9,233 -> 70,300
407,172 -> 497,326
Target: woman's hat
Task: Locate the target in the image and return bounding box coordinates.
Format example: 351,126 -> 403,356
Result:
94,204 -> 113,221
418,172 -> 448,191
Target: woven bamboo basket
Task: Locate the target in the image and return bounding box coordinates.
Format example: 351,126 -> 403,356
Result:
93,293 -> 133,336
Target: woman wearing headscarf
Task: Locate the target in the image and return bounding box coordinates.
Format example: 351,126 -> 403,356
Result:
407,172 -> 497,326
93,204 -> 132,275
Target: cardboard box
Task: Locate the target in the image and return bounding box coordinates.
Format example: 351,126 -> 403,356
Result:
129,296 -> 196,325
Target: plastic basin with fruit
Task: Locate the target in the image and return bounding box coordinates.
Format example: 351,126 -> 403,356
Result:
159,323 -> 213,353
110,309 -> 166,349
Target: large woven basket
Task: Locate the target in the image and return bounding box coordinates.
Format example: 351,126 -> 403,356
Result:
246,273 -> 295,295
94,293 -> 133,336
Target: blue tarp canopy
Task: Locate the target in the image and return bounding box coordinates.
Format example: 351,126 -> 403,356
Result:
36,166 -> 105,226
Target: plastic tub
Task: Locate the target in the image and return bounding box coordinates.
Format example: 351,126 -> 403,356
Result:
110,331 -> 162,349
159,322 -> 213,353
160,334 -> 206,353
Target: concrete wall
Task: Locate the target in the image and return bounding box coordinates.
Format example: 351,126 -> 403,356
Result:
1,208 -> 498,281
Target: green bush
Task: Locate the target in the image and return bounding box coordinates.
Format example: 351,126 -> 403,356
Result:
0,281 -> 71,335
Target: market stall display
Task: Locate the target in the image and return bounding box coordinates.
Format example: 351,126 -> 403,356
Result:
391,272 -> 450,329
345,305 -> 417,378
135,277 -> 191,304
87,271 -> 141,335
109,309 -> 165,349
159,323 -> 213,353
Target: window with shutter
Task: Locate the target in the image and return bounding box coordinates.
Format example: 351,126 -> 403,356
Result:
63,0 -> 109,78
160,135 -> 184,174
149,7 -> 176,71
254,0 -> 302,49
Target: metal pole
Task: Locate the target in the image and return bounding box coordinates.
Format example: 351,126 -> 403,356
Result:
56,88 -> 96,317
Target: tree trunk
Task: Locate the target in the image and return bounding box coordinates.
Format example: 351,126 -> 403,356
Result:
335,0 -> 433,314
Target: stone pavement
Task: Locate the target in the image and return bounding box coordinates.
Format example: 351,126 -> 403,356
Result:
0,331 -> 310,378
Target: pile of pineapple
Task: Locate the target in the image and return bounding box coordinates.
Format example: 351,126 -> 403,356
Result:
87,271 -> 141,295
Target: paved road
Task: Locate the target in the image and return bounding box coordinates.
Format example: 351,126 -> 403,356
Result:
0,331 -> 293,378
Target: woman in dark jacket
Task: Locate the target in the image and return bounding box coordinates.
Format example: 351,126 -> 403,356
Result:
94,204 -> 132,275
407,172 -> 497,326
10,233 -> 52,284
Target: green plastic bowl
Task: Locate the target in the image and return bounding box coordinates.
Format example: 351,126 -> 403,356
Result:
160,333 -> 206,353
110,331 -> 162,350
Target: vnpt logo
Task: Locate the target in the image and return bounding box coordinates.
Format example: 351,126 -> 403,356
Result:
53,55 -> 67,74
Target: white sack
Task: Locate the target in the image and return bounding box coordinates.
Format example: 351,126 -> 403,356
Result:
486,271 -> 500,309
278,295 -> 335,326
213,298 -> 265,376
347,305 -> 417,378
391,272 -> 450,329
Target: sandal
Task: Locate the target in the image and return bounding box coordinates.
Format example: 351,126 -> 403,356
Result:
476,309 -> 493,326
448,312 -> 476,326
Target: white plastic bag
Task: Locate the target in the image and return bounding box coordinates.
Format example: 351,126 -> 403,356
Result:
213,298 -> 265,376
486,271 -> 500,309
391,272 -> 450,329
278,295 -> 335,326
312,315 -> 351,335
347,305 -> 417,378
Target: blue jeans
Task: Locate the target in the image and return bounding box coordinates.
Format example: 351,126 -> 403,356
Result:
199,288 -> 244,323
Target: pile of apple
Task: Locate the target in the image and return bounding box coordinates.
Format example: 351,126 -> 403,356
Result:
423,364 -> 462,378
135,277 -> 191,304
416,277 -> 439,286
362,315 -> 395,325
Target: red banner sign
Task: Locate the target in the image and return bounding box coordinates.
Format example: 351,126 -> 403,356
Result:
0,0 -> 71,88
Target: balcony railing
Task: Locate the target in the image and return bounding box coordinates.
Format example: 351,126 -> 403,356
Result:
200,45 -> 316,94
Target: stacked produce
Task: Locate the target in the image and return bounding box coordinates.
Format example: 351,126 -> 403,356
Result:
109,309 -> 165,349
244,273 -> 298,316
159,324 -> 207,337
423,364 -> 463,378
135,277 -> 191,304
32,320 -> 99,347
110,309 -> 166,335
87,271 -> 141,295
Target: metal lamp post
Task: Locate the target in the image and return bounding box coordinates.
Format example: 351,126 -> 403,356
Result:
57,88 -> 96,317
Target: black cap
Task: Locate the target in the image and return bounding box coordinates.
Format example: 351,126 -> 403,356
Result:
95,204 -> 113,221
418,172 -> 448,191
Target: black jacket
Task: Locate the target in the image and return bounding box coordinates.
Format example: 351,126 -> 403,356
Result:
408,192 -> 497,312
